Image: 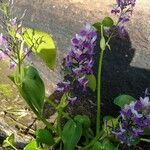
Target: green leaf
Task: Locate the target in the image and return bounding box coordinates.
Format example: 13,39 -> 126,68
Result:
2,134 -> 15,148
24,140 -> 41,150
144,127 -> 150,135
91,141 -> 103,150
74,115 -> 91,129
62,119 -> 82,150
103,139 -> 116,150
21,66 -> 45,115
22,27 -> 56,70
93,22 -> 102,31
114,95 -> 136,108
86,75 -> 96,92
36,129 -> 54,146
102,17 -> 114,27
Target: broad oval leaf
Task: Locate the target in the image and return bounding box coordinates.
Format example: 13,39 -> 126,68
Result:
36,129 -> 54,146
103,139 -> 117,150
24,140 -> 41,150
74,115 -> 91,128
62,119 -> 82,150
91,141 -> 103,150
22,27 -> 56,70
102,17 -> 114,27
93,22 -> 102,31
114,95 -> 136,108
86,75 -> 96,92
21,66 -> 45,115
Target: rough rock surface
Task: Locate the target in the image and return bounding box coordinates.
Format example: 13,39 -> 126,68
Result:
0,0 -> 150,148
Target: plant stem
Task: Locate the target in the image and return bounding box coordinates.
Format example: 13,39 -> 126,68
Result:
96,49 -> 105,135
57,111 -> 62,135
38,115 -> 56,132
8,142 -> 18,150
45,97 -> 71,120
140,138 -> 150,143
11,145 -> 18,150
80,130 -> 104,150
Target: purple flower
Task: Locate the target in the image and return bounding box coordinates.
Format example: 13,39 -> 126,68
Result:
117,25 -> 127,38
10,61 -> 16,70
56,80 -> 71,93
11,17 -> 17,26
78,76 -> 88,91
0,33 -> 7,46
145,88 -> 150,97
111,5 -> 120,14
68,96 -> 77,105
119,13 -> 130,23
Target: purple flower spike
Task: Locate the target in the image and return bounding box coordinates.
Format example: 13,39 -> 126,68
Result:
113,89 -> 150,146
55,23 -> 97,104
111,0 -> 136,38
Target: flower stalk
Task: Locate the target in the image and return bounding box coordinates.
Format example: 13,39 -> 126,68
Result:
96,24 -> 106,135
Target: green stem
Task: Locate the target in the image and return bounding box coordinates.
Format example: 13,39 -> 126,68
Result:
57,111 -> 62,135
140,138 -> 150,143
39,116 -> 56,131
96,50 -> 105,135
52,137 -> 61,148
8,142 -> 18,150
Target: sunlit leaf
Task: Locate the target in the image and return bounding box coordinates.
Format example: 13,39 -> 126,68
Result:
24,140 -> 41,150
22,27 -> 56,69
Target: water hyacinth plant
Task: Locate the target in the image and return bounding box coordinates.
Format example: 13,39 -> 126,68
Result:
0,0 -> 150,150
